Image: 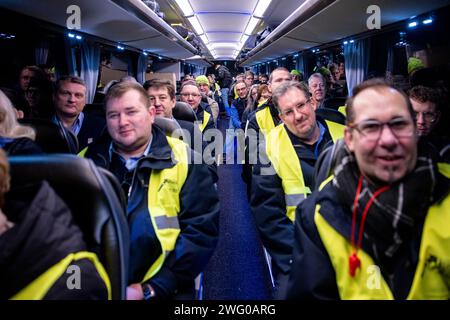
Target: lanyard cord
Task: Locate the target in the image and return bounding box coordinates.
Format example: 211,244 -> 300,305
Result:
350,175 -> 390,277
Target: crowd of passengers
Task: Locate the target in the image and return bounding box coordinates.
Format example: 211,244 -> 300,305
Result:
0,59 -> 449,300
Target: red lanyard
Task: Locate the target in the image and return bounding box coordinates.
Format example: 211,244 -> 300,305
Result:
349,175 -> 390,277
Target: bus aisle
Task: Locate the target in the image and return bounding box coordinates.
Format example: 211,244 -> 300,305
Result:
202,119 -> 273,299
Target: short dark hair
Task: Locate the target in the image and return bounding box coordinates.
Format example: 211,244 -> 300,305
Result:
55,75 -> 86,93
143,79 -> 176,100
269,67 -> 290,83
408,85 -> 440,110
272,81 -> 311,113
345,78 -> 415,125
105,81 -> 149,109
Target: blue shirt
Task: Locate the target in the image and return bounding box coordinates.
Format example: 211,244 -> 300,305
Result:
108,137 -> 153,172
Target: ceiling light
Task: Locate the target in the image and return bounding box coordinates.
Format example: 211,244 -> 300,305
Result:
240,34 -> 249,44
200,34 -> 209,44
245,16 -> 260,35
423,18 -> 433,25
188,16 -> 204,35
211,42 -> 239,49
408,21 -> 418,28
253,0 -> 272,18
174,0 -> 194,16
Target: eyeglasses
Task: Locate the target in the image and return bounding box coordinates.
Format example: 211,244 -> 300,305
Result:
348,118 -> 415,142
279,100 -> 311,117
180,93 -> 201,98
414,111 -> 438,123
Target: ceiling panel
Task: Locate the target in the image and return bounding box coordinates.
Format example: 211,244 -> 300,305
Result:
206,32 -> 242,42
198,13 -> 251,33
189,0 -> 257,14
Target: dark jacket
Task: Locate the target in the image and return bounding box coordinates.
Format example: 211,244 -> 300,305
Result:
250,120 -> 334,286
84,126 -> 220,299
215,65 -> 233,89
1,181 -> 109,300
284,160 -> 450,300
77,114 -> 106,151
0,137 -> 43,156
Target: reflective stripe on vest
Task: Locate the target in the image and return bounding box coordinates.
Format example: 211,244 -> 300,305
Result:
315,165 -> 450,299
198,111 -> 211,133
11,251 -> 111,300
78,146 -> 88,157
265,125 -> 311,222
142,136 -> 189,282
324,120 -> 345,142
255,107 -> 276,136
338,106 -> 347,116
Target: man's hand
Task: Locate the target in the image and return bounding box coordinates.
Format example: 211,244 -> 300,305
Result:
127,283 -> 144,300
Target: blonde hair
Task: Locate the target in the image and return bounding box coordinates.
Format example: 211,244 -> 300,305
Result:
0,89 -> 35,139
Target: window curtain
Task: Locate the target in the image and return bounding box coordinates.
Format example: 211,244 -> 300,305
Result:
343,38 -> 370,95
136,53 -> 148,84
64,37 -> 78,76
80,42 -> 100,103
35,40 -> 49,66
295,53 -> 305,76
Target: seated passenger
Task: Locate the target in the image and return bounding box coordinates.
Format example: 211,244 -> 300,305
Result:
0,89 -> 42,156
409,86 -> 449,161
0,149 -> 110,299
251,81 -> 344,298
308,73 -> 327,110
196,75 -> 219,123
52,76 -> 106,151
82,82 -> 219,300
179,81 -> 215,133
285,79 -> 450,300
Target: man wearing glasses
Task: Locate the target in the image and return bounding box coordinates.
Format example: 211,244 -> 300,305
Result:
179,81 -> 215,133
250,81 -> 344,298
285,79 -> 450,300
308,73 -> 327,110
408,86 -> 449,161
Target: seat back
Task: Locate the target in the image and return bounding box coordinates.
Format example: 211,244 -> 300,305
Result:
8,155 -> 129,300
174,101 -> 197,123
322,97 -> 347,110
316,107 -> 346,125
19,118 -> 79,154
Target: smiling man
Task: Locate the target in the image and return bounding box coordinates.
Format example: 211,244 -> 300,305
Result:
285,79 -> 450,300
308,73 -> 327,110
82,81 -> 219,300
251,81 -> 344,298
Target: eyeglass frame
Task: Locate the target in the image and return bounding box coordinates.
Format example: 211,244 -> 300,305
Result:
180,92 -> 201,98
347,117 -> 416,141
413,110 -> 439,123
278,99 -> 312,117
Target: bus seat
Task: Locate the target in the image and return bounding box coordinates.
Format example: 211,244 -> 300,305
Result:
174,101 -> 197,123
316,107 -> 346,125
8,154 -> 129,300
19,118 -> 79,154
323,97 -> 347,110
84,103 -> 105,119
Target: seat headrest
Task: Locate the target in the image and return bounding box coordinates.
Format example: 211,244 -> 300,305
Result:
154,117 -> 182,135
322,97 -> 347,110
19,118 -> 79,153
173,101 -> 197,123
